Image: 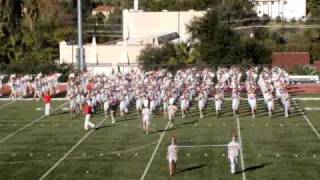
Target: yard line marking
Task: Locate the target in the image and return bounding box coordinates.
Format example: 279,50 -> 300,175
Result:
293,101 -> 320,140
0,101 -> 15,110
0,102 -> 67,144
179,144 -> 227,148
39,118 -> 106,180
236,116 -> 247,180
140,120 -> 171,180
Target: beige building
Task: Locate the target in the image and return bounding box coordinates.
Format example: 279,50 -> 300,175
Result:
59,8 -> 205,74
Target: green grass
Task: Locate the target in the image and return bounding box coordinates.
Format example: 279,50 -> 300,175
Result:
0,98 -> 319,180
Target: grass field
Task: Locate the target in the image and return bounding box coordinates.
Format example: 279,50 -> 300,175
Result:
0,96 -> 319,180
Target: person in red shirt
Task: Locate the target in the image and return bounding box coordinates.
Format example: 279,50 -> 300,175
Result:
83,101 -> 95,130
43,91 -> 52,116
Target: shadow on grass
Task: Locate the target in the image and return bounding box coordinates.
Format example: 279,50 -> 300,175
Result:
176,164 -> 208,175
95,124 -> 113,130
235,162 -> 272,174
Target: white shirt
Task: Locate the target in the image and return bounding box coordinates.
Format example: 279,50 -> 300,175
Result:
228,141 -> 240,158
142,108 -> 150,120
167,144 -> 178,159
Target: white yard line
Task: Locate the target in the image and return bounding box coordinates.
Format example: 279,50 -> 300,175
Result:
0,102 -> 67,144
0,100 -> 15,110
236,116 -> 247,180
39,118 -> 106,180
140,120 -> 171,180
179,144 -> 227,148
293,101 -> 320,140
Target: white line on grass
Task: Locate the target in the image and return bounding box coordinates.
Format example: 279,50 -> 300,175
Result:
293,101 -> 320,139
179,144 -> 227,148
0,100 -> 15,110
0,102 -> 67,144
39,118 -> 106,180
236,115 -> 247,180
140,120 -> 171,180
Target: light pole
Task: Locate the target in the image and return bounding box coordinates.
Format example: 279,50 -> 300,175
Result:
77,0 -> 85,71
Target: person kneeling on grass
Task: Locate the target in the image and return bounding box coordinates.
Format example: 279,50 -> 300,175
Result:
83,101 -> 95,130
43,91 -> 52,116
167,136 -> 179,176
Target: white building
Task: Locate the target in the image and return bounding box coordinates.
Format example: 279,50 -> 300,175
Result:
251,0 -> 306,20
59,3 -> 205,74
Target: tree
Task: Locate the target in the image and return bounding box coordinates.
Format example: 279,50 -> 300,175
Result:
187,9 -> 271,66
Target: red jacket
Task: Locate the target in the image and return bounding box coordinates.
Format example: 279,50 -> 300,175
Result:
84,105 -> 92,115
43,94 -> 52,104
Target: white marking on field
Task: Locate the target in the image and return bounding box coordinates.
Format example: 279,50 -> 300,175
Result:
304,107 -> 320,111
0,101 -> 16,110
38,118 -> 106,180
187,153 -> 190,157
0,102 -> 67,144
313,154 -> 317,158
294,154 -> 298,158
293,101 -> 320,140
179,144 -> 227,148
276,153 -> 280,157
236,116 -> 247,180
204,153 -> 208,157
140,120 -> 171,180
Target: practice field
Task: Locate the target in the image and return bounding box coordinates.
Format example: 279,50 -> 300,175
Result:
0,97 -> 320,180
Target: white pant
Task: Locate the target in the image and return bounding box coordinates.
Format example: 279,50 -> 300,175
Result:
229,156 -> 239,174
84,114 -> 95,130
45,103 -> 50,116
215,100 -> 222,111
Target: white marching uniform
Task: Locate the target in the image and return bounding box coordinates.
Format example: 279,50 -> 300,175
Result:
167,144 -> 178,163
228,141 -> 241,174
142,107 -> 151,126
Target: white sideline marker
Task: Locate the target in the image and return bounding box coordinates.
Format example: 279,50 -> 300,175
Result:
140,120 -> 171,180
236,116 -> 247,180
0,102 -> 67,144
293,101 -> 320,140
38,118 -> 106,180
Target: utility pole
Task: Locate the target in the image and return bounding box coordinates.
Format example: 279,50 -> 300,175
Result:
77,0 -> 85,71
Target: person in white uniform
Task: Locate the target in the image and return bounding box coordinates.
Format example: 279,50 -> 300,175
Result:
228,133 -> 241,175
141,105 -> 151,134
167,136 -> 179,176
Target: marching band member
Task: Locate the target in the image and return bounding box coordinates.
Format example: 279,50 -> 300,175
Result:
167,136 -> 179,176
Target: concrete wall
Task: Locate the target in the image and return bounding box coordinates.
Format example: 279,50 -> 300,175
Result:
59,41 -> 145,66
253,0 -> 306,20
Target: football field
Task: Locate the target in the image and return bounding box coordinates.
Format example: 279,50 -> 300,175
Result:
0,96 -> 320,180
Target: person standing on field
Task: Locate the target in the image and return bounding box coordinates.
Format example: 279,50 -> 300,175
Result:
43,91 -> 52,116
228,132 -> 241,175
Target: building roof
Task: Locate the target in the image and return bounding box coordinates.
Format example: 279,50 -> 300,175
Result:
272,52 -> 310,70
93,5 -> 115,12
